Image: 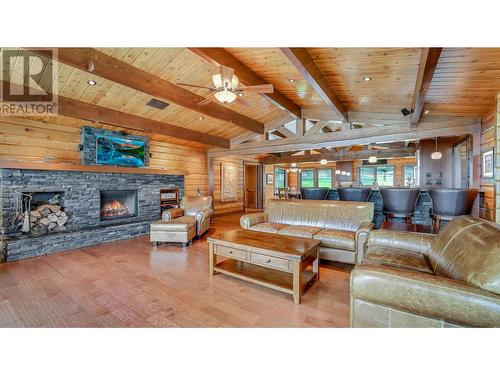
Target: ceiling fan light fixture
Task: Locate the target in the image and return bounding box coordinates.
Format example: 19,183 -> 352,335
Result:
214,90 -> 237,104
368,155 -> 378,163
320,159 -> 328,165
212,73 -> 239,90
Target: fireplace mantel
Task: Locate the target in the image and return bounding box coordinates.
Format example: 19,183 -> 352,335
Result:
0,161 -> 189,176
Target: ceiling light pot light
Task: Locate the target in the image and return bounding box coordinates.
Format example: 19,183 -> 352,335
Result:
288,78 -> 295,83
363,76 -> 372,81
368,155 -> 378,163
87,80 -> 97,86
320,159 -> 328,165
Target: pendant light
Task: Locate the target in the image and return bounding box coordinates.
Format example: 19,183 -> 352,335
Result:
431,137 -> 442,160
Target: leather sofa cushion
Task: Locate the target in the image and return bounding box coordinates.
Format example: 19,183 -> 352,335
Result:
278,225 -> 322,238
248,222 -> 288,234
265,199 -> 373,231
429,216 -> 500,294
182,196 -> 213,216
364,247 -> 433,274
313,229 -> 355,251
351,263 -> 500,327
151,216 -> 196,232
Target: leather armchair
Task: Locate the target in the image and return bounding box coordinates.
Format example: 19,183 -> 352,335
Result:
162,196 -> 213,237
351,216 -> 500,327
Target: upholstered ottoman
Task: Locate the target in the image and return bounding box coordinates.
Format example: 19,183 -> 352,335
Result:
150,216 -> 196,247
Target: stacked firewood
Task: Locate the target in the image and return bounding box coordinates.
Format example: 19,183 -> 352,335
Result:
30,204 -> 68,235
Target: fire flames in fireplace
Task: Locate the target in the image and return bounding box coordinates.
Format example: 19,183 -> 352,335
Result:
101,199 -> 130,218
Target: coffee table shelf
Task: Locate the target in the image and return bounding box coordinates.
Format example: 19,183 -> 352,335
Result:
215,259 -> 317,295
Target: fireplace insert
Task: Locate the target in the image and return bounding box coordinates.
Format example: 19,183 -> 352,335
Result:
100,190 -> 138,221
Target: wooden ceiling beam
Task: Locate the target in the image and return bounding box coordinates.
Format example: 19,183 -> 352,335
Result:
411,48 -> 443,127
2,81 -> 229,148
262,147 -> 417,164
208,116 -> 479,157
189,48 -> 301,118
39,48 -> 264,134
280,48 -> 347,122
306,120 -> 329,136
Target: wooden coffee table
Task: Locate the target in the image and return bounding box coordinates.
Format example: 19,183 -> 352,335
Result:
208,229 -> 321,304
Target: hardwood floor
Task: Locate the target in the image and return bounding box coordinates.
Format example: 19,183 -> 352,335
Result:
0,212 -> 352,327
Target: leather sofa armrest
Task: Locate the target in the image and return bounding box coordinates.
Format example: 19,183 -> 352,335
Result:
240,212 -> 267,229
161,208 -> 184,222
367,229 -> 436,255
355,222 -> 375,263
351,263 -> 500,327
194,207 -> 213,223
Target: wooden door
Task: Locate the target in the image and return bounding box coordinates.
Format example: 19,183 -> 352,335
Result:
245,164 -> 258,209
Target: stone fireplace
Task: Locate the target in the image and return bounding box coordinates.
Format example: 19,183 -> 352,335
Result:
0,168 -> 184,262
100,190 -> 138,221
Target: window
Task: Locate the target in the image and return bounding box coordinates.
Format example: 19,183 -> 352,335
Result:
359,167 -> 375,186
300,169 -> 315,187
274,168 -> 286,192
403,164 -> 416,187
376,166 -> 394,186
359,165 -> 395,186
317,169 -> 332,188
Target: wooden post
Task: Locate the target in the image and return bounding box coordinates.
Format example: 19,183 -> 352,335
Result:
209,243 -> 216,275
496,94 -> 500,225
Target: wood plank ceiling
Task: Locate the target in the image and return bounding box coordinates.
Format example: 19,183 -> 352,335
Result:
2,47 -> 500,152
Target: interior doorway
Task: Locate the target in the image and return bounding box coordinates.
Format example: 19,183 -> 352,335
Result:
244,163 -> 263,209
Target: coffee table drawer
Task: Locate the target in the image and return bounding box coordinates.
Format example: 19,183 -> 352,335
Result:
250,252 -> 289,271
215,245 -> 247,261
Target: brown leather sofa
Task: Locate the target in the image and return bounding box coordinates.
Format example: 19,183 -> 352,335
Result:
240,199 -> 374,264
351,216 -> 500,327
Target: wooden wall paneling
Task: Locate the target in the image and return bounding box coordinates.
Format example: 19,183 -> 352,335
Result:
479,110 -> 496,221
0,117 -> 208,197
212,157 -> 245,215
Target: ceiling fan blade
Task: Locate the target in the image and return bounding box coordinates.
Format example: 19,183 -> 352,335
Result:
198,95 -> 214,105
241,84 -> 274,94
177,82 -> 216,91
220,65 -> 234,88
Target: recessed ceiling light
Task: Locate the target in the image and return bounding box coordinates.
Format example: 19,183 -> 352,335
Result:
288,78 -> 295,83
238,92 -> 244,97
363,76 -> 372,81
424,110 -> 430,114
198,116 -> 203,120
87,80 -> 97,86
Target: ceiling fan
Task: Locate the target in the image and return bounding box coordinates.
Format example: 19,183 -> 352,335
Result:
177,65 -> 274,105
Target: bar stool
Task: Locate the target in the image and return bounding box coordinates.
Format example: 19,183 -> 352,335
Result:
379,188 -> 421,224
338,187 -> 372,202
300,187 -> 330,200
428,188 -> 478,232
